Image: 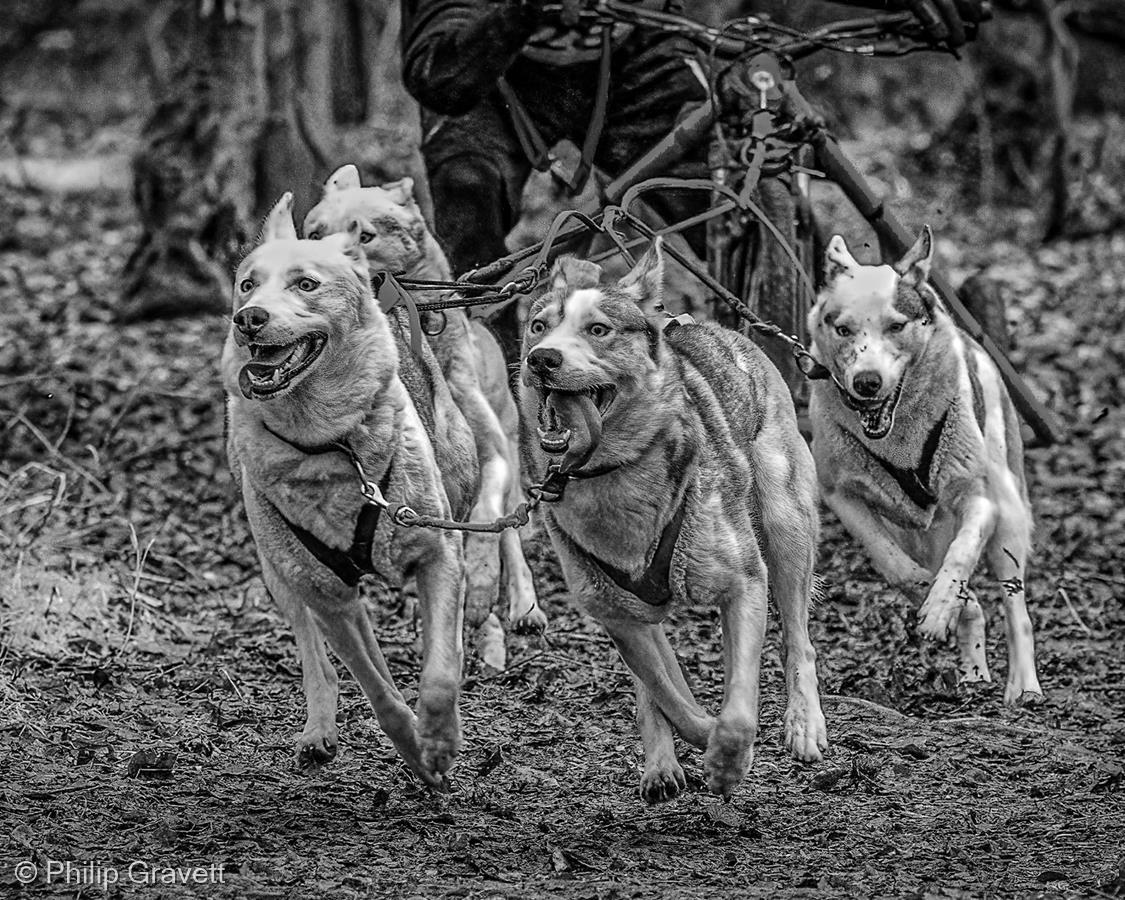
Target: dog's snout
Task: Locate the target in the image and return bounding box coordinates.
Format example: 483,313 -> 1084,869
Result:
234,306 -> 270,338
853,370 -> 883,398
527,347 -> 563,374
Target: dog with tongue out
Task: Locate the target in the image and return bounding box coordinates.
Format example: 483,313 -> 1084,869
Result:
518,238 -> 829,803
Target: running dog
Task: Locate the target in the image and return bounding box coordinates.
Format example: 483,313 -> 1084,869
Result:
807,227 -> 1042,705
518,238 -> 828,802
222,193 -> 473,782
303,166 -> 546,671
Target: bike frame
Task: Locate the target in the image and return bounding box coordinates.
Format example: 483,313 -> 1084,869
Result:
459,15 -> 1064,447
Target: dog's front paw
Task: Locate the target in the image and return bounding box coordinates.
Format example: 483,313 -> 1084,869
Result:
511,603 -> 548,636
1003,671 -> 1044,707
784,700 -> 828,763
415,692 -> 462,785
639,758 -> 686,804
296,721 -> 339,767
917,583 -> 966,641
702,718 -> 755,800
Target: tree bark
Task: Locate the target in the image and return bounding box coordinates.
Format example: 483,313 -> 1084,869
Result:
122,0 -> 265,321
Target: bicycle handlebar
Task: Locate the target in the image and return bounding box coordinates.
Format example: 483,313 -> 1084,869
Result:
566,0 -> 981,60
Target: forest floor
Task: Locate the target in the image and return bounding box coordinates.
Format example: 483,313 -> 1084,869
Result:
2,130 -> 1125,898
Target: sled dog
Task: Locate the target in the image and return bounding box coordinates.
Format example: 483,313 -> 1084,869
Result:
303,166 -> 546,670
807,227 -> 1042,705
518,238 -> 828,802
222,193 -> 474,783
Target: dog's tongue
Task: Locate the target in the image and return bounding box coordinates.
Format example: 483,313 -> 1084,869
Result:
539,390 -> 602,463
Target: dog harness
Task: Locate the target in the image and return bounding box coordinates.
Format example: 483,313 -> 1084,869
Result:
264,424 -> 394,588
588,500 -> 687,606
862,410 -> 949,510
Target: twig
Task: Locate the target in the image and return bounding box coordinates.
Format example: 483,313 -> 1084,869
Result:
1056,587 -> 1093,635
117,523 -> 157,657
6,411 -> 109,494
479,650 -> 549,681
822,694 -> 911,721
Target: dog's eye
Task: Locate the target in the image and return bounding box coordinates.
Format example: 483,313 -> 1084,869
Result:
588,323 -> 610,338
306,230 -> 322,241
529,320 -> 546,335
359,232 -> 374,244
239,278 -> 254,293
296,277 -> 320,292
887,321 -> 906,333
835,324 -> 851,337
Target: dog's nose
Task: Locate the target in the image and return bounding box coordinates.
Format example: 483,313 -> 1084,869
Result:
527,347 -> 563,374
233,306 -> 270,338
853,370 -> 883,398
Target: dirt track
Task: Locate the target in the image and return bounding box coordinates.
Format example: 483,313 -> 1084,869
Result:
1,184 -> 1123,899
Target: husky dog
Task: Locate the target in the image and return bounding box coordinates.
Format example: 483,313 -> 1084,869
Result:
518,238 -> 828,802
303,166 -> 546,671
807,227 -> 1042,705
222,193 -> 473,783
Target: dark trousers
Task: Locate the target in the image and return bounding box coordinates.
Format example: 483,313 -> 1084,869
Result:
420,31 -> 707,362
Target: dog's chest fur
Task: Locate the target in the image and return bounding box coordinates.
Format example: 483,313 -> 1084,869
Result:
813,323 -> 995,529
542,324 -> 774,620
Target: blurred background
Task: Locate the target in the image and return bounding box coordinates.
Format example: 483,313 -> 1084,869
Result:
2,0 -> 1124,320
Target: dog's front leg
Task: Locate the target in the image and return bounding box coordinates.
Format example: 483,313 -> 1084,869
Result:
603,622 -> 714,749
701,574 -> 769,800
918,495 -> 996,640
262,558 -> 340,764
633,676 -> 686,803
303,591 -> 439,785
412,530 -> 466,779
985,502 -> 1043,704
823,489 -> 932,585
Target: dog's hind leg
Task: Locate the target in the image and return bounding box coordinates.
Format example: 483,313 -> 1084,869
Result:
603,622 -> 714,749
262,564 -> 339,766
503,457 -> 546,633
754,441 -> 829,763
986,504 -> 1043,705
465,449 -> 509,670
634,676 -> 686,803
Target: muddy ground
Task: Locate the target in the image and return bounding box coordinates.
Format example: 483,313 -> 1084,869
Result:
2,129 -> 1125,900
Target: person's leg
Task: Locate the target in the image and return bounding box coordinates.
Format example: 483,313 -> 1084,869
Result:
597,32 -> 710,255
422,99 -> 532,364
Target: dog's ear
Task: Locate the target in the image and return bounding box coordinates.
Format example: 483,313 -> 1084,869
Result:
893,225 -> 934,287
548,256 -> 602,293
261,192 -> 298,243
380,177 -> 416,207
824,234 -> 858,283
325,164 -> 362,194
618,236 -> 666,313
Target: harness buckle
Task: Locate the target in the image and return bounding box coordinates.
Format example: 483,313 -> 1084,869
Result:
530,465 -> 571,504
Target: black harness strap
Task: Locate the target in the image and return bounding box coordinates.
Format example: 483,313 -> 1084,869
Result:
864,410 -> 949,510
586,500 -> 687,606
263,424 -> 395,588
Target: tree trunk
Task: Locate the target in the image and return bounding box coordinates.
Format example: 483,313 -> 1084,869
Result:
121,0 -> 265,321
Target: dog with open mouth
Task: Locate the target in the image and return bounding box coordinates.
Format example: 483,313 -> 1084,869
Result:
519,239 -> 828,802
222,193 -> 479,784
302,165 -> 546,670
807,227 -> 1042,705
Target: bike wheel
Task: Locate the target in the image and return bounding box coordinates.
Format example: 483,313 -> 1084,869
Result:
731,172 -> 817,407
